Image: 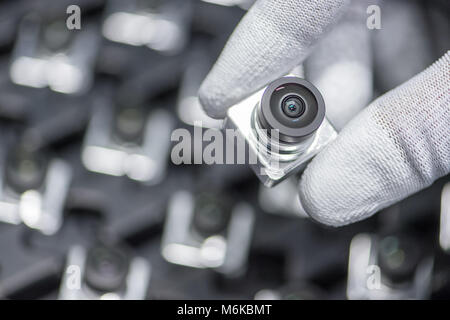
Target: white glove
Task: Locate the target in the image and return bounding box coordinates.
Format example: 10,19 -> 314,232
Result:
198,0 -> 450,226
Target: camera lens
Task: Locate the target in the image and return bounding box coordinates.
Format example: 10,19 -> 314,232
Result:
42,20 -> 72,52
5,146 -> 48,194
257,77 -> 325,144
193,194 -> 231,238
113,104 -> 146,144
377,235 -> 424,284
84,245 -> 129,293
281,95 -> 305,118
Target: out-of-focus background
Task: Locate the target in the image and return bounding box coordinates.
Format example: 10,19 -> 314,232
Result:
0,0 -> 448,300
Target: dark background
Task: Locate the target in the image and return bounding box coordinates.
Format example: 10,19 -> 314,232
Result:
0,0 -> 448,300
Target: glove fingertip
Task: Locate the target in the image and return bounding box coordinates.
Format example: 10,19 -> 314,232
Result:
198,78 -> 229,120
298,161 -> 360,227
298,174 -> 340,227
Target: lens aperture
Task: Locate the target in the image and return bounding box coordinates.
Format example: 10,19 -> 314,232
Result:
281,95 -> 305,118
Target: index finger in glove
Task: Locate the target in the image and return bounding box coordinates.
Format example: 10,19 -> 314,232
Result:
299,52 -> 450,226
198,0 -> 350,119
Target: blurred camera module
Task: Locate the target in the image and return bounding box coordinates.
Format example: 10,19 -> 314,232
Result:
0,145 -> 72,235
102,0 -> 191,54
82,95 -> 174,184
226,76 -> 337,187
161,191 -> 254,276
347,233 -> 434,300
10,14 -> 98,94
59,244 -> 151,300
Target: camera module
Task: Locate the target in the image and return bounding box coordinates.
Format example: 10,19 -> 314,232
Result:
226,75 -> 337,187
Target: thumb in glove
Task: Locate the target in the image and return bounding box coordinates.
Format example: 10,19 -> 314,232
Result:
299,51 -> 450,226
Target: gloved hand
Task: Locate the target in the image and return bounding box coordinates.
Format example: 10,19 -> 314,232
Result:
198,0 -> 450,226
